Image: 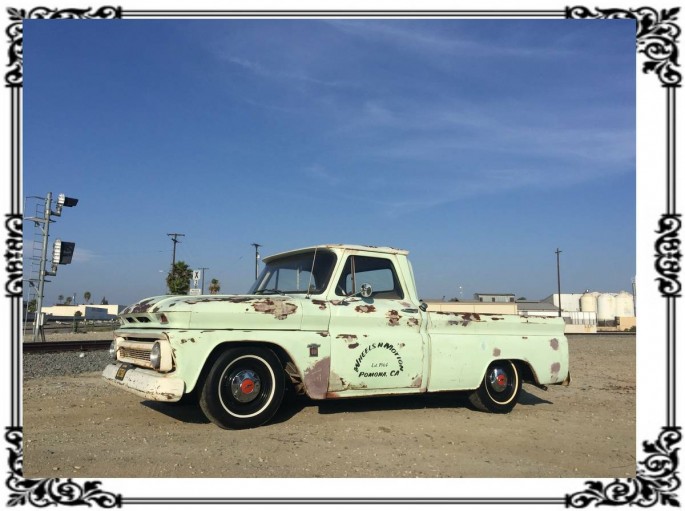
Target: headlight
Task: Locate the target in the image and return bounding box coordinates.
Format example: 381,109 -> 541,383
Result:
109,341 -> 117,361
149,339 -> 173,372
150,342 -> 161,370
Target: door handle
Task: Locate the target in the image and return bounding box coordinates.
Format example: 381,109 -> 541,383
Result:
401,308 -> 419,314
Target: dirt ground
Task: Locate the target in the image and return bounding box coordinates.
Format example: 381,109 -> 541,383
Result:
22,334 -> 635,479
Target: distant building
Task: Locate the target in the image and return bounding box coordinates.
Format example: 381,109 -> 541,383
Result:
474,293 -> 516,303
41,304 -> 124,320
541,291 -> 635,332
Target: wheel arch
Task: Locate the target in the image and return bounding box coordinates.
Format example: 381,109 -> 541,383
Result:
511,359 -> 539,385
189,340 -> 298,394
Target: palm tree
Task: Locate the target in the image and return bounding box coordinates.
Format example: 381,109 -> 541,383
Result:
166,261 -> 193,295
208,278 -> 221,294
57,294 -> 65,305
84,291 -> 92,304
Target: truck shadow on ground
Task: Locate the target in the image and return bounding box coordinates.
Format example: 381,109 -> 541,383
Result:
141,387 -> 552,426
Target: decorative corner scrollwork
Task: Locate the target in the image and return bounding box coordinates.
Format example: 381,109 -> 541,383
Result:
655,214 -> 682,297
567,6 -> 681,87
5,6 -> 123,87
567,427 -> 682,507
6,427 -> 122,508
5,214 -> 22,297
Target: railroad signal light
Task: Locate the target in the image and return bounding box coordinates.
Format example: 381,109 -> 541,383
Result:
52,240 -> 76,265
53,193 -> 79,216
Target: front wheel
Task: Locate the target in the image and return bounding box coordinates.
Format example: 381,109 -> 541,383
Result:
469,360 -> 521,413
199,347 -> 285,429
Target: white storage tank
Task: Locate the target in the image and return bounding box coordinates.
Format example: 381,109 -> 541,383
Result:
580,291 -> 597,313
615,291 -> 635,317
597,293 -> 617,322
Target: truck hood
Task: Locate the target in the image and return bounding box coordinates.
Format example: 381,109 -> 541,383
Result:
120,294 -> 305,331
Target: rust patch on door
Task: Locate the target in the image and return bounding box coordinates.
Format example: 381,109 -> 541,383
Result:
386,310 -> 402,326
312,300 -> 327,310
355,304 -> 376,313
411,375 -> 422,387
303,357 -> 331,400
251,299 -> 298,320
550,338 -> 559,350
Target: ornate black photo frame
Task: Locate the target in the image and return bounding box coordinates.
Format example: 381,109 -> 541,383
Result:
3,5 -> 681,508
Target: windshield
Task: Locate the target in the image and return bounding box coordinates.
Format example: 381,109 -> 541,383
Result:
248,250 -> 337,295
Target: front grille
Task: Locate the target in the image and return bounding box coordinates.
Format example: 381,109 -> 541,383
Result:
120,346 -> 151,361
117,340 -> 154,369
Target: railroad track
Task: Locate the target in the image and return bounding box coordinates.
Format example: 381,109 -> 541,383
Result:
23,340 -> 112,353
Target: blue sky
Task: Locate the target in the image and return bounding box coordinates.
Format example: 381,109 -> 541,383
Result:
23,19 -> 635,306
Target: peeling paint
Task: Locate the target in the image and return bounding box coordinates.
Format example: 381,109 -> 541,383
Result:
386,310 -> 402,326
251,299 -> 298,320
407,318 -> 419,327
317,331 -> 330,337
550,338 -> 559,351
355,304 -> 377,313
411,375 -> 422,387
493,348 -> 501,357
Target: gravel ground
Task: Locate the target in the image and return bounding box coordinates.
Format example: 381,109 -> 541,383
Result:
22,334 -> 635,479
23,330 -> 115,379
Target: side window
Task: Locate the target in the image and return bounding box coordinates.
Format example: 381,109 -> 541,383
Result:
335,256 -> 404,299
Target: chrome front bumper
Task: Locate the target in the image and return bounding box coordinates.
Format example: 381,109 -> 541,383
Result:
102,362 -> 185,402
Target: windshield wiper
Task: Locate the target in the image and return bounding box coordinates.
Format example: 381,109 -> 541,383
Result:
254,288 -> 285,295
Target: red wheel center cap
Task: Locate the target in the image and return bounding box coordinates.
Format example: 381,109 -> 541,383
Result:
241,379 -> 255,394
497,374 -> 507,386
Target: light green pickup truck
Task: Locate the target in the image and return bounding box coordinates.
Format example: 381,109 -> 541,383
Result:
103,244 -> 570,429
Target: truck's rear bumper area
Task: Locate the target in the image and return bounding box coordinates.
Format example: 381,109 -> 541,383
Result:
102,363 -> 184,402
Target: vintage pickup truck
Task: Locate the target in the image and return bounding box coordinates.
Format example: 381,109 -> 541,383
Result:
103,244 -> 570,429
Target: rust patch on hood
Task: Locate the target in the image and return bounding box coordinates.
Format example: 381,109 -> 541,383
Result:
251,299 -> 298,320
124,298 -> 155,314
407,318 -> 419,327
355,304 -> 376,313
550,338 -> 559,350
386,310 -> 402,326
303,357 -> 330,400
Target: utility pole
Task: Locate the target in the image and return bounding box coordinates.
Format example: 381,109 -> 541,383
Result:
251,243 -> 261,280
555,248 -> 562,318
167,233 -> 185,269
198,267 -> 209,294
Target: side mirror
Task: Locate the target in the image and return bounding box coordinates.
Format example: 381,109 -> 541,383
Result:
360,283 -> 373,298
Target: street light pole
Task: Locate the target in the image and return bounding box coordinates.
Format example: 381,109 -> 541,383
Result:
198,267 -> 209,294
555,248 -> 562,318
251,243 -> 261,280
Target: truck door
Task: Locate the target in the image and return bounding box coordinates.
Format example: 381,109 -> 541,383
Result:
326,254 -> 425,393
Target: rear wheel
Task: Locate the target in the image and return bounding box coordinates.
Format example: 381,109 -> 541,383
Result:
199,347 -> 284,429
469,360 -> 521,413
